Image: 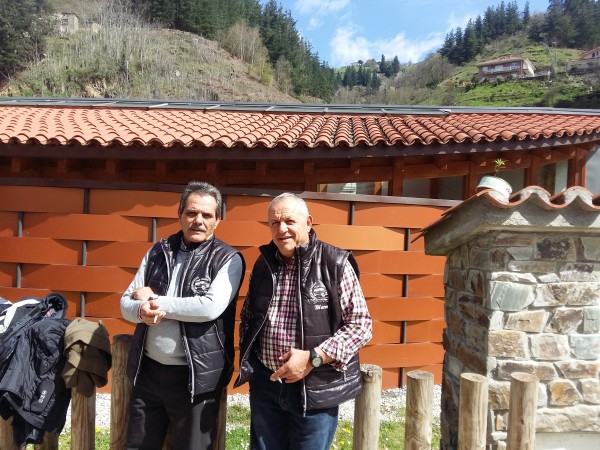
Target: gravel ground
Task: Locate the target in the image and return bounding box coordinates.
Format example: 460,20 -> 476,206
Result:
71,386 -> 442,429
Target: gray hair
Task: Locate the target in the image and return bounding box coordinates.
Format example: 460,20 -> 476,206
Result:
178,181 -> 223,217
269,193 -> 310,217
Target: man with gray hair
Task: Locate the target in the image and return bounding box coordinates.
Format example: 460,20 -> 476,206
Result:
236,192 -> 372,450
121,181 -> 245,450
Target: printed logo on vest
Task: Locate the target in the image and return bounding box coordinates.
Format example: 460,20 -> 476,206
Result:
191,277 -> 211,295
309,282 -> 329,304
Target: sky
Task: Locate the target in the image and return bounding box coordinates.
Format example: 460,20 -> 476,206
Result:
267,0 -> 551,68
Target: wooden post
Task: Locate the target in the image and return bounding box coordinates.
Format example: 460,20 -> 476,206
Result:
33,432 -> 59,450
352,364 -> 382,450
215,387 -> 227,450
70,390 -> 96,449
458,373 -> 489,450
506,372 -> 538,450
111,334 -> 132,450
0,417 -> 18,450
404,370 -> 433,450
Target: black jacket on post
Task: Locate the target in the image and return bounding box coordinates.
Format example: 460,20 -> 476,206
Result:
236,230 -> 363,412
127,231 -> 245,398
0,293 -> 71,446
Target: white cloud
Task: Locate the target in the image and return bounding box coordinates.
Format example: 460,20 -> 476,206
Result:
330,25 -> 445,67
308,17 -> 322,29
294,0 -> 350,15
446,12 -> 476,32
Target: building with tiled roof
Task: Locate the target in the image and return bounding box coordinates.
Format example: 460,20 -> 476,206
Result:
1,97 -> 600,393
566,45 -> 600,73
475,55 -> 535,81
0,97 -> 599,200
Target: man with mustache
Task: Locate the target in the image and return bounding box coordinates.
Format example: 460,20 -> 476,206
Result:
120,181 -> 245,450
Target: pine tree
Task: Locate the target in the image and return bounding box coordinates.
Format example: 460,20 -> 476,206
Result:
0,0 -> 50,79
523,1 -> 530,26
391,56 -> 401,76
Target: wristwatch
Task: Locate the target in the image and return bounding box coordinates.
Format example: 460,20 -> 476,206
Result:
309,348 -> 323,368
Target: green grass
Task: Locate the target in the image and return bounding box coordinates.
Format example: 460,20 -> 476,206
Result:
48,403 -> 440,450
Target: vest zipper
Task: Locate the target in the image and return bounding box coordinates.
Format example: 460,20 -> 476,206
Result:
179,251 -> 196,401
239,256 -> 276,374
296,248 -> 308,416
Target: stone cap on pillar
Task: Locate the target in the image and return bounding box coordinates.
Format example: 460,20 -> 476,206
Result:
420,186 -> 600,256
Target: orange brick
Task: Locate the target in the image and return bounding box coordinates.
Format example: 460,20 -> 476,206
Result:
23,213 -> 151,242
216,221 -> 271,247
89,189 -> 179,216
21,265 -> 135,293
225,196 -> 272,221
360,273 -> 404,297
0,262 -> 16,286
304,199 -> 350,225
86,241 -> 152,268
354,203 -> 448,228
405,319 -> 445,343
370,320 -> 402,345
0,212 -> 18,237
353,250 -> 445,275
367,297 -> 444,321
0,186 -> 84,213
0,237 -> 81,264
407,274 -> 445,297
381,368 -> 401,390
359,342 -> 444,368
156,218 -> 179,239
313,224 -> 405,251
85,292 -> 124,318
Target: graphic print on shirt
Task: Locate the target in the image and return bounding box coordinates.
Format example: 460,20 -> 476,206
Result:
309,281 -> 329,311
191,277 -> 211,295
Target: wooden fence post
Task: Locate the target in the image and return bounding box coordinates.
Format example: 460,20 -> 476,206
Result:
70,390 -> 96,449
404,370 -> 434,450
110,334 -> 132,450
352,364 -> 382,450
0,417 -> 18,450
506,372 -> 538,450
33,431 -> 59,450
215,386 -> 227,450
458,373 -> 488,450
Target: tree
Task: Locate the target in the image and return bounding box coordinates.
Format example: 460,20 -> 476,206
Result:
523,1 -> 530,25
0,0 -> 51,79
391,56 -> 401,76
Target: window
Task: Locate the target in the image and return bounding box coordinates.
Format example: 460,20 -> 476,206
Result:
322,182 -> 388,195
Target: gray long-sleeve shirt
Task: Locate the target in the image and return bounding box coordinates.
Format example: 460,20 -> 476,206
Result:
120,248 -> 243,365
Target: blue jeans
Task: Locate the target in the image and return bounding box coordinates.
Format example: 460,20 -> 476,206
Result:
249,359 -> 338,450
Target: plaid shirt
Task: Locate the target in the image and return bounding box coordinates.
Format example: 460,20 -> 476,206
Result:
252,256 -> 372,372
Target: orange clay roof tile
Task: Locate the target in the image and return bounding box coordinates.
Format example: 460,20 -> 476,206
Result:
1,102 -> 600,150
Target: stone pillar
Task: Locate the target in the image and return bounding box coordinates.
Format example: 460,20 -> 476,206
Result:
422,187 -> 600,450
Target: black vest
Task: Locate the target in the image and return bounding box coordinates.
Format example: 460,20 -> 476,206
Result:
236,230 -> 363,411
127,231 -> 244,397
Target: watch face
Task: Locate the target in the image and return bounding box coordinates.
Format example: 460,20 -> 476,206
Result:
310,350 -> 323,367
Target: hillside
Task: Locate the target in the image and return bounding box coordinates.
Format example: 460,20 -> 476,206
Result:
2,1 -> 599,108
0,1 -> 301,103
333,32 -> 598,108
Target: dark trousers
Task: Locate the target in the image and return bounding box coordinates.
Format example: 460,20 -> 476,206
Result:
248,358 -> 338,450
127,356 -> 223,450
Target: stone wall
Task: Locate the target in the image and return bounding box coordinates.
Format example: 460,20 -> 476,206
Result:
440,230 -> 600,449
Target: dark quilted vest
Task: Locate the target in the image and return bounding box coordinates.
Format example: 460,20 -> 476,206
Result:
127,231 -> 244,397
236,230 -> 362,410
